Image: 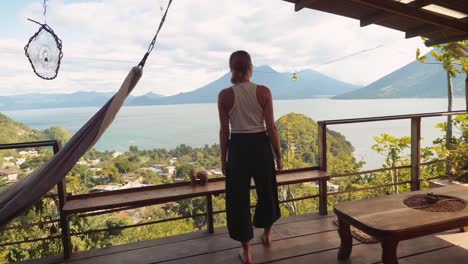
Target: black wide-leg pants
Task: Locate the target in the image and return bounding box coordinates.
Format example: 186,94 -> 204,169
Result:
226,132 -> 281,242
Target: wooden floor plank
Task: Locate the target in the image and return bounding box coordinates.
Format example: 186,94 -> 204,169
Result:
18,214 -> 465,264
21,213 -> 333,264
271,230 -> 464,264
20,214 -> 334,264
161,230 -> 348,264
63,217 -> 336,264
399,245 -> 468,264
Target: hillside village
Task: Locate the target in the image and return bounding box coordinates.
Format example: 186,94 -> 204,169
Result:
1,148 -> 223,192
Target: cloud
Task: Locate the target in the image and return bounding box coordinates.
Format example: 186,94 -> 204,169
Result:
0,0 -> 432,96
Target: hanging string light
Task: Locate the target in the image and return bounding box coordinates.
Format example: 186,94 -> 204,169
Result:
24,0 -> 63,80
292,72 -> 298,81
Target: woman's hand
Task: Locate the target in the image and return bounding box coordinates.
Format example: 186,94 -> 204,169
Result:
276,157 -> 283,171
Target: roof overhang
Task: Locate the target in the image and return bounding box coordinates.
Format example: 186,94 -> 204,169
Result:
283,0 -> 468,46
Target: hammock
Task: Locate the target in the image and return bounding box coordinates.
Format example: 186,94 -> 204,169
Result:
0,0 -> 173,227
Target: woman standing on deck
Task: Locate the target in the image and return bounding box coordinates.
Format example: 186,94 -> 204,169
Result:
218,50 -> 283,264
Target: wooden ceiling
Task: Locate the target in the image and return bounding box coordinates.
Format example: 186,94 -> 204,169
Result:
283,0 -> 468,46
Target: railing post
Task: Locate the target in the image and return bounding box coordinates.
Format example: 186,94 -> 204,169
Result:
54,141 -> 72,259
318,180 -> 328,215
206,194 -> 214,234
411,117 -> 421,191
318,122 -> 328,215
318,122 -> 327,171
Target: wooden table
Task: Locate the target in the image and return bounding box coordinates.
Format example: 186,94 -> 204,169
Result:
334,185 -> 468,264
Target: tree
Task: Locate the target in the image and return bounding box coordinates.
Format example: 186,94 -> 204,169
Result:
43,126 -> 72,143
372,134 -> 411,194
0,177 -> 8,187
417,41 -> 468,168
113,157 -> 136,174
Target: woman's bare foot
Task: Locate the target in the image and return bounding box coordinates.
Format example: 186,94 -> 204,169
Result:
262,226 -> 272,246
240,241 -> 253,263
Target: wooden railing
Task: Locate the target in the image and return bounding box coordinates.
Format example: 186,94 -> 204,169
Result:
0,140 -> 64,248
1,110 -> 467,261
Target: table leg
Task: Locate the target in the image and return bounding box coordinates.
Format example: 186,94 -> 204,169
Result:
381,238 -> 399,264
337,217 -> 352,260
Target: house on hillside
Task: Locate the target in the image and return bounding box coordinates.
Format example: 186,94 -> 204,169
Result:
149,165 -> 166,174
92,174 -> 111,182
122,172 -> 137,181
90,184 -> 120,193
0,168 -> 20,182
112,152 -> 123,158
89,167 -> 102,173
88,159 -> 101,165
15,158 -> 26,166
18,150 -> 38,156
165,166 -> 175,175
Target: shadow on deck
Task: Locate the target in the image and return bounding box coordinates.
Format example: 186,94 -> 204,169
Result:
20,213 -> 468,264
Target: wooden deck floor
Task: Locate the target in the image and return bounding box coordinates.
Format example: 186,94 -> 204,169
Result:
20,213 -> 468,264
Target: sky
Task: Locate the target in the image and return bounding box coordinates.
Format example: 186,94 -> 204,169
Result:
0,0 -> 432,96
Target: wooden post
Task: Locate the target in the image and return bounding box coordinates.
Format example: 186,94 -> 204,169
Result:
54,142 -> 72,259
318,122 -> 328,215
318,122 -> 327,171
206,195 -> 214,234
318,180 -> 328,215
410,117 -> 421,191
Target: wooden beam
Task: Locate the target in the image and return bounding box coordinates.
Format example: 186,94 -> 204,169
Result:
360,11 -> 393,27
405,25 -> 442,38
295,0 -> 318,12
425,33 -> 468,46
408,0 -> 439,9
352,0 -> 468,33
360,0 -> 439,28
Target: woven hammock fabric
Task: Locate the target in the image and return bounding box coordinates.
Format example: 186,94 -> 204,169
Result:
0,66 -> 142,227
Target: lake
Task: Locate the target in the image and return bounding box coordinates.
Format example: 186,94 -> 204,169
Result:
3,98 -> 467,169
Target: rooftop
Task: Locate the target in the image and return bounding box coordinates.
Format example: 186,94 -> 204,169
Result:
284,0 -> 468,46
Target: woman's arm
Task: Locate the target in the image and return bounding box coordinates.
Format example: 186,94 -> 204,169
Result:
260,86 -> 283,171
218,89 -> 231,175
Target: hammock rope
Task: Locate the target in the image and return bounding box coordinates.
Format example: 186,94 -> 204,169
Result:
0,0 -> 174,227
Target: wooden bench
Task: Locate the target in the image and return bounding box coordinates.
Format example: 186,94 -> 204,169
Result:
60,168 -> 329,258
334,184 -> 468,264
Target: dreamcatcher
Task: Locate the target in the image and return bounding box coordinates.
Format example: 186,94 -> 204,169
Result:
24,0 -> 63,80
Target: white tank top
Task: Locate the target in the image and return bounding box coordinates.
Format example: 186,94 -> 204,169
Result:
229,82 -> 266,133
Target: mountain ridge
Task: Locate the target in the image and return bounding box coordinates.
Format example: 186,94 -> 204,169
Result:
130,65 -> 360,106
334,51 -> 466,99
0,66 -> 359,110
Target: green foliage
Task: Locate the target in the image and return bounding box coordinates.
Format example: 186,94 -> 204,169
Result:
417,41 -> 467,77
0,177 -> 8,187
276,113 -> 356,171
0,113 -> 72,145
113,157 -> 136,174
438,114 -> 468,182
43,126 -> 72,143
19,155 -> 52,170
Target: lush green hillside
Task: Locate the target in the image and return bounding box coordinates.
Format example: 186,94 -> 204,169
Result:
334,52 -> 466,99
276,113 -> 360,173
0,112 -> 71,144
